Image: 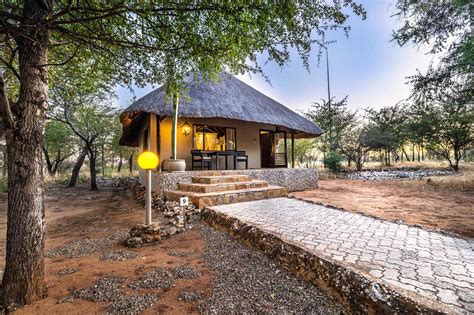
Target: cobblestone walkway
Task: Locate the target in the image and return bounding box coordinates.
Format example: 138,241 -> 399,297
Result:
211,197 -> 474,313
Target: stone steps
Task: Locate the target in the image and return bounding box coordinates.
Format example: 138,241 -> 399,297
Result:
192,175 -> 253,184
178,180 -> 269,193
164,185 -> 287,209
164,172 -> 287,209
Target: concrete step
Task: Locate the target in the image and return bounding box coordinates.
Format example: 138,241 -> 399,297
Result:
164,186 -> 287,209
192,175 -> 253,184
179,180 -> 269,193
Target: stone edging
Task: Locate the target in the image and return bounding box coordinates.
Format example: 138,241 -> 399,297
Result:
202,207 -> 452,314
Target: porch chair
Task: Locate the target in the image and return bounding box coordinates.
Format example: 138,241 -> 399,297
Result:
191,150 -> 212,170
236,151 -> 248,169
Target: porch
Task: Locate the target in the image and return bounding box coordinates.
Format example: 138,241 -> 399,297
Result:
149,168 -> 319,197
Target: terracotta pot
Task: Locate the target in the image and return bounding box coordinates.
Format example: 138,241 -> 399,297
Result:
163,159 -> 186,172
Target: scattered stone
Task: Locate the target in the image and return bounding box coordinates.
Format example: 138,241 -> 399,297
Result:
48,230 -> 129,258
128,268 -> 175,290
105,294 -> 159,315
172,265 -> 202,279
57,268 -> 80,276
126,223 -> 162,248
196,223 -> 343,314
178,291 -> 201,302
167,250 -> 188,257
73,276 -> 126,302
343,169 -> 455,181
57,296 -> 74,304
100,250 -> 139,261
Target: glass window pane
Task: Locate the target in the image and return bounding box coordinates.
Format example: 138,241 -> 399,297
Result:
226,128 -> 236,151
193,125 -> 204,150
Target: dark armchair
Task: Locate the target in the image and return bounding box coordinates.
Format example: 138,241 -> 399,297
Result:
236,151 -> 248,169
191,150 -> 212,170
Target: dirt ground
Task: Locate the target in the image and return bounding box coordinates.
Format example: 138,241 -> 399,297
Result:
0,184 -> 212,314
292,178 -> 474,238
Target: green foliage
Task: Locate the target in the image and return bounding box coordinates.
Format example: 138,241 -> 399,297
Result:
293,139 -> 317,168
323,151 -> 343,173
305,96 -> 357,155
392,0 -> 472,95
0,176 -> 7,193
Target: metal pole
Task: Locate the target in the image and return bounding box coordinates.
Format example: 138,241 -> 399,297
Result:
146,169 -> 152,225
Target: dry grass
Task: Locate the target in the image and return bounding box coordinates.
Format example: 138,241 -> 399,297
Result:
424,172 -> 474,191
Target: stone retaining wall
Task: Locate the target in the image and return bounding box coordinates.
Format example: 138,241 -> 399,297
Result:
153,168 -> 318,196
202,207 -> 450,314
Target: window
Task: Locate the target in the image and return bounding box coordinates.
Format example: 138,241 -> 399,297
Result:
193,125 -> 236,151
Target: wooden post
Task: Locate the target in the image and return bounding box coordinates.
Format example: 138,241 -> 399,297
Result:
291,132 -> 295,168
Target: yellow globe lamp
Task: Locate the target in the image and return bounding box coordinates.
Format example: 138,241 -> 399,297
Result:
137,151 -> 159,225
137,151 -> 159,170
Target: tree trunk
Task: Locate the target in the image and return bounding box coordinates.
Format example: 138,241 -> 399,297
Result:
43,146 -> 53,176
101,143 -> 105,178
129,151 -> 134,173
89,150 -> 98,191
117,151 -> 123,173
2,1 -> 51,308
412,144 -> 415,161
171,93 -> 179,160
2,144 -> 7,177
68,146 -> 87,188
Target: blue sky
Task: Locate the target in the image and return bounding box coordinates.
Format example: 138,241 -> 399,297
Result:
115,0 -> 437,112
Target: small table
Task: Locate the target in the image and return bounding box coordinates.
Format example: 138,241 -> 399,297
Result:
207,151 -> 237,170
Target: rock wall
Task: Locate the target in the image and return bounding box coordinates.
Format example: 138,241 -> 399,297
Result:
153,168 -> 319,196
202,207 -> 450,314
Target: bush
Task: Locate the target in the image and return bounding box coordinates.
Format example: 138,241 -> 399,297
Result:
0,176 -> 7,193
324,151 -> 343,173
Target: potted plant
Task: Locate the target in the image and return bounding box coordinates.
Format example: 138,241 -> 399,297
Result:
162,60 -> 186,172
163,92 -> 186,172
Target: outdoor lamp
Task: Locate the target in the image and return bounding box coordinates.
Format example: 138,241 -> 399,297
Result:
182,121 -> 191,137
137,151 -> 159,225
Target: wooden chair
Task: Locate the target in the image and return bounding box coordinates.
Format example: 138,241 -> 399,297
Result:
191,150 -> 212,170
236,151 -> 248,169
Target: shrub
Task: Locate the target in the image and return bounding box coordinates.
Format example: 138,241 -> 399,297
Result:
324,151 -> 343,173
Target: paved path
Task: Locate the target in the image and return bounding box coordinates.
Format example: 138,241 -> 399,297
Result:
211,197 -> 474,314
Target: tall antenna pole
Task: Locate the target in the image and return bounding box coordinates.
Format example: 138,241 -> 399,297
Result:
324,34 -> 331,103
323,33 -> 333,153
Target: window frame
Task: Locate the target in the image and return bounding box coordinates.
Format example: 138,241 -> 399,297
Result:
192,124 -> 237,151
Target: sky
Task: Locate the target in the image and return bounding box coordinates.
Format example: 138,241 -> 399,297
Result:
115,0 -> 437,113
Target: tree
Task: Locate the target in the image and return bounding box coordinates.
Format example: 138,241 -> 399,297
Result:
340,125 -> 371,171
49,90 -> 116,190
421,81 -> 473,171
393,0 -> 472,94
305,96 -> 357,160
43,120 -> 74,176
0,1 -> 365,308
292,139 -> 317,168
364,105 -> 406,165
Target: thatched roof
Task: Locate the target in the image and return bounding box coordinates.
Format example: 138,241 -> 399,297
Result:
120,72 -> 323,146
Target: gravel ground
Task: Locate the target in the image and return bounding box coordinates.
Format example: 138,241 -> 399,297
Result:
105,294 -> 159,315
178,291 -> 202,302
73,276 -> 126,302
196,223 -> 344,314
172,265 -> 202,279
128,268 -> 175,290
47,229 -> 129,258
100,249 -> 139,261
167,249 -> 189,257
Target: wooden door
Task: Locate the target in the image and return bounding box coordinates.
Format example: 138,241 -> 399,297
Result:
260,130 -> 273,168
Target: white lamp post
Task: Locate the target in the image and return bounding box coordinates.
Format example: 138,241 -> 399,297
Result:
137,151 -> 159,225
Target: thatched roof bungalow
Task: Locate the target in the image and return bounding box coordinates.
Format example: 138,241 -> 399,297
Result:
120,72 -> 322,171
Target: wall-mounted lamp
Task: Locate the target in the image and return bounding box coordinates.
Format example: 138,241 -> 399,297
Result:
182,120 -> 191,136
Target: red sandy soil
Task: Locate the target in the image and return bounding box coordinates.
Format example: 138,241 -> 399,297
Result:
292,179 -> 474,238
0,184 -> 212,314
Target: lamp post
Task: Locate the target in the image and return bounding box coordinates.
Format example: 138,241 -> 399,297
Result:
137,151 -> 159,225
